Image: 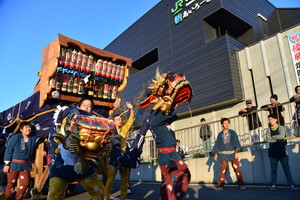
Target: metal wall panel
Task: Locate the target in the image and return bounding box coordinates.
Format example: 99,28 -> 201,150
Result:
221,0 -> 281,42
278,9 -> 300,30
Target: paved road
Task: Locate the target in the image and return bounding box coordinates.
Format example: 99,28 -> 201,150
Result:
64,181 -> 300,200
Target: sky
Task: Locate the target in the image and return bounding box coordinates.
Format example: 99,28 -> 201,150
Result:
0,0 -> 299,112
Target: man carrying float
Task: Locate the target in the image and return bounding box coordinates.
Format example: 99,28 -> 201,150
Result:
47,97 -> 114,200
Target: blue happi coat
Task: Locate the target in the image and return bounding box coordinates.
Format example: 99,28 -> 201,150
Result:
212,129 -> 241,161
4,133 -> 36,171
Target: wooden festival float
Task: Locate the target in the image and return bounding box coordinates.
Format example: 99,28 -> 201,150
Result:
0,34 -> 132,198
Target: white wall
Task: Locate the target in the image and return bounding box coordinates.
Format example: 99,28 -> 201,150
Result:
125,143 -> 300,185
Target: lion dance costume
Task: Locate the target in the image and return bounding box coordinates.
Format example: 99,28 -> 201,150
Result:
47,106 -> 114,200
118,71 -> 193,200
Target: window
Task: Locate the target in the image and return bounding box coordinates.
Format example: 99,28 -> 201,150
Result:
203,9 -> 253,44
130,48 -> 159,76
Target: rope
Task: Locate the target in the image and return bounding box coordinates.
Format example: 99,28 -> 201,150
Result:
0,108 -> 58,129
1,108 -> 107,130
92,111 -> 104,118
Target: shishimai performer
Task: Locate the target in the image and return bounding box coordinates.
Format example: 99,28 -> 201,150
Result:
47,97 -> 114,200
117,70 -> 193,200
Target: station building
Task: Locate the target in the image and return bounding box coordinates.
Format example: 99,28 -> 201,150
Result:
104,0 -> 300,127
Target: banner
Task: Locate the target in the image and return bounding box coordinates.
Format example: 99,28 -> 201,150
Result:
288,30 -> 300,84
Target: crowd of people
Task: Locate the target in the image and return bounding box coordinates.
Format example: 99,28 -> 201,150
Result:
198,86 -> 300,192
0,93 -> 190,200
1,85 -> 300,199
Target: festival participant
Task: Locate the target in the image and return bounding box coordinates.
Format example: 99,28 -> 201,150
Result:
212,118 -> 246,191
238,99 -> 262,143
266,114 -> 295,191
176,139 -> 185,159
289,85 -> 300,136
47,97 -> 105,200
261,94 -> 285,126
104,101 -> 134,200
125,142 -> 133,195
152,108 -> 191,200
117,71 -> 193,200
199,118 -> 212,156
0,136 -> 7,192
4,122 -> 36,200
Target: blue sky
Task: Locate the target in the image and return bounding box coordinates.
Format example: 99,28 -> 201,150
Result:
0,0 -> 299,112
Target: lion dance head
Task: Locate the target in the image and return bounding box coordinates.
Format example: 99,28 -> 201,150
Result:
53,107 -> 114,160
139,70 -> 193,114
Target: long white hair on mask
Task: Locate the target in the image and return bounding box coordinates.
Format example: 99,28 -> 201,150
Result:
148,68 -> 165,93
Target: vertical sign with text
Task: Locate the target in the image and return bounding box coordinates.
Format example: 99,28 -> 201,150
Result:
288,30 -> 300,84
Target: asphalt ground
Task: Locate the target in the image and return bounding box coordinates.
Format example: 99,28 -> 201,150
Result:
64,181 -> 300,200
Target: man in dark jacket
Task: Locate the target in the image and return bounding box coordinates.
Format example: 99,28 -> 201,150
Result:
261,94 -> 285,126
199,118 -> 212,156
239,99 -> 262,143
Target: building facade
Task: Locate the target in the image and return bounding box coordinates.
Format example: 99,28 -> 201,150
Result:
104,0 -> 300,125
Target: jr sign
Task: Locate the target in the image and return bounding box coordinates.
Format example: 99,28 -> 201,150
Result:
171,0 -> 211,24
